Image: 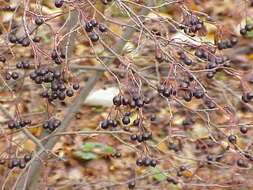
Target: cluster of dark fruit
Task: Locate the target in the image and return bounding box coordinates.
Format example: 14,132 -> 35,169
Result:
136,157 -> 157,167
9,34 -> 30,47
29,67 -> 78,101
0,154 -> 32,170
166,177 -> 178,184
179,16 -> 204,34
2,5 -> 15,11
8,119 -> 32,129
130,131 -> 152,142
228,134 -> 237,144
182,118 -> 195,130
111,152 -> 121,158
157,84 -> 177,97
240,24 -> 253,36
157,83 -> 205,102
85,19 -> 107,42
217,36 -> 238,50
241,92 -> 253,103
178,47 -> 231,79
51,49 -> 66,65
112,95 -> 152,108
100,118 -> 119,129
5,71 -> 19,80
16,60 -> 31,69
42,118 -> 61,132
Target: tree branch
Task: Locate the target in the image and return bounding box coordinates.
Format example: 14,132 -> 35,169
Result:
16,1 -> 154,189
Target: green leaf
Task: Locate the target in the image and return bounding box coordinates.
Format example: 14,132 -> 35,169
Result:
74,151 -> 100,160
83,142 -> 116,154
150,167 -> 167,181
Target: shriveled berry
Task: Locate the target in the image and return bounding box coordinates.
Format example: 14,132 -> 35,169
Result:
0,57 -> 6,63
33,36 -> 41,42
66,89 -> 74,97
133,119 -> 140,126
100,120 -> 108,129
90,19 -> 98,27
113,96 -> 122,106
206,72 -> 214,79
8,122 -> 15,129
16,62 -> 23,69
122,116 -> 130,125
245,24 -> 253,31
150,114 -> 156,121
157,84 -> 165,93
193,89 -> 204,99
11,72 -> 19,80
142,132 -> 152,140
237,159 -> 248,168
19,161 -> 26,169
128,181 -> 135,189
21,38 -> 30,47
240,126 -> 248,134
73,83 -> 80,90
240,28 -> 247,35
130,134 -> 137,141
5,73 -> 12,80
135,99 -> 144,107
150,159 -> 157,167
123,126 -> 130,131
122,97 -> 129,105
99,24 -> 107,32
89,33 -> 99,42
136,158 -> 143,166
143,157 -> 151,166
85,22 -> 93,32
55,0 -> 64,8
108,119 -> 117,127
137,135 -> 143,142
163,89 -> 171,97
228,135 -> 237,144
9,34 -> 17,43
167,177 -> 178,184
230,37 -> 238,45
183,57 -> 192,65
35,17 -> 44,25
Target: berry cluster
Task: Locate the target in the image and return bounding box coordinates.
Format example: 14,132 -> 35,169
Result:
9,34 -> 30,47
42,118 -> 61,132
8,119 -> 32,129
130,132 -> 152,142
85,19 -> 107,42
29,67 -> 78,102
136,157 -> 157,167
16,60 -> 31,69
100,119 -> 118,129
180,16 -> 204,35
51,49 -> 66,65
157,83 -> 205,102
217,36 -> 238,50
112,95 -> 151,108
240,24 -> 253,36
0,154 -> 32,170
5,72 -> 19,80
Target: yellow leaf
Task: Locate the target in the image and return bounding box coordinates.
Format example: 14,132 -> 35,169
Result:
157,141 -> 169,153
